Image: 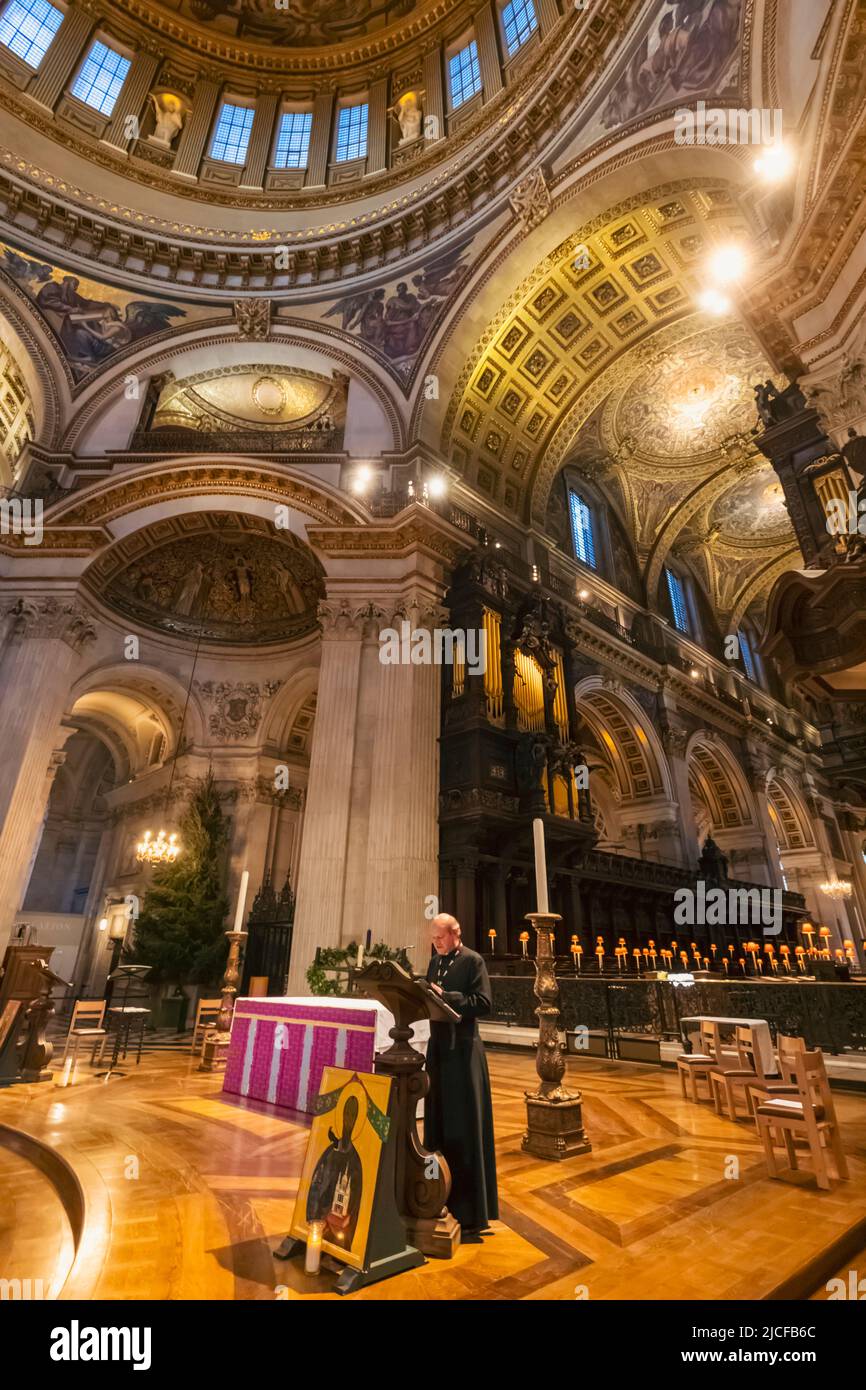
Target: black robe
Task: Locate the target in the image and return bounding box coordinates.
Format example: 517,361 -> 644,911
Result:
423,945 -> 499,1231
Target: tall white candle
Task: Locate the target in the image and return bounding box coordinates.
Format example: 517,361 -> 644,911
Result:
232,869 -> 249,933
532,818 -> 549,914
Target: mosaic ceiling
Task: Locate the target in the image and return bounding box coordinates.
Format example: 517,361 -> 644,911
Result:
85,513 -> 325,645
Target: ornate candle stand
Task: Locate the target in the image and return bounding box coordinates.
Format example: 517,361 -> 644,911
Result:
522,912 -> 591,1160
199,930 -> 246,1073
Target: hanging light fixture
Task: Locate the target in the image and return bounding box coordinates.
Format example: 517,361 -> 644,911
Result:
136,530 -> 224,865
820,879 -> 853,899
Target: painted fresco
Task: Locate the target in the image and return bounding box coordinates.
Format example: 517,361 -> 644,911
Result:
0,243 -> 206,381
601,0 -> 743,129
163,0 -> 416,47
316,241 -> 473,381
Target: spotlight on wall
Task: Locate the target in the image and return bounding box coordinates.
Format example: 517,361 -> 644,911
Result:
578,588 -> 590,601
754,143 -> 794,182
426,475 -> 447,499
351,464 -> 372,494
98,917 -> 109,932
697,287 -> 732,316
689,667 -> 701,681
707,243 -> 748,284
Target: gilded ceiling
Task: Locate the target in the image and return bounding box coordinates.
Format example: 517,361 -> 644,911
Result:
443,182 -> 751,517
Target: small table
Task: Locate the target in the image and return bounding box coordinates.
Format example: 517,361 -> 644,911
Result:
101,1006 -> 151,1068
680,1015 -> 776,1074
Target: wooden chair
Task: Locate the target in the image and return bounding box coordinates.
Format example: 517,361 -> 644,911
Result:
754,1049 -> 849,1191
61,999 -> 106,1066
745,1032 -> 806,1116
191,997 -> 221,1054
676,1021 -> 721,1101
709,1025 -> 777,1121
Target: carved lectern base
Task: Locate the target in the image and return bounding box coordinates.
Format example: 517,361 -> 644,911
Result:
407,1209 -> 461,1260
522,1092 -> 592,1161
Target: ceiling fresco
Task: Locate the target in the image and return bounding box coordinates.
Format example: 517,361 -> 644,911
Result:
600,0 -> 744,132
159,0 -> 418,46
0,242 -> 214,383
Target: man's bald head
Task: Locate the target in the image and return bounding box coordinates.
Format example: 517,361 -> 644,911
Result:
430,913 -> 462,954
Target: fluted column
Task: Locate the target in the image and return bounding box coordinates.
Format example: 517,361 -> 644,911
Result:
423,47 -> 445,142
240,91 -> 278,189
0,599 -> 96,950
28,4 -> 94,111
305,92 -> 335,188
362,595 -> 445,967
288,598 -> 366,990
474,3 -> 504,100
102,51 -> 160,150
171,77 -> 221,180
536,0 -> 560,34
367,78 -> 388,173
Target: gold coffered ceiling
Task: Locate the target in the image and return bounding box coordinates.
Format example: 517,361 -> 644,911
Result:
443,181 -> 753,518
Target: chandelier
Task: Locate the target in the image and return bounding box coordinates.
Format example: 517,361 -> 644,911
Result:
136,830 -> 180,866
820,879 -> 853,899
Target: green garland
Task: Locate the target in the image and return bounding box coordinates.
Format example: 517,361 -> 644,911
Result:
305,941 -> 411,996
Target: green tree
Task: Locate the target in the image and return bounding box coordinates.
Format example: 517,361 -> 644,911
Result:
130,771 -> 230,984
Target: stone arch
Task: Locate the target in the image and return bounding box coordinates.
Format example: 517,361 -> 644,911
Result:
766,774 -> 816,852
574,676 -> 673,803
261,670 -> 320,754
686,734 -> 756,836
60,326 -> 407,454
65,661 -> 206,772
0,279 -> 67,451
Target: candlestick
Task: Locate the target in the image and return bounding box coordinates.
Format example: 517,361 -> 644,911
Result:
532,818 -> 549,915
722,957 -> 728,974
232,868 -> 249,933
488,928 -> 497,954
357,940 -> 364,969
305,1221 -> 324,1274
520,931 -> 530,958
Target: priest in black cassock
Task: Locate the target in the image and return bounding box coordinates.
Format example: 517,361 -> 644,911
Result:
424,913 -> 499,1235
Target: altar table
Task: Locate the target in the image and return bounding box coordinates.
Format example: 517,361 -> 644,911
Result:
222,995 -> 429,1116
680,1015 -> 776,1074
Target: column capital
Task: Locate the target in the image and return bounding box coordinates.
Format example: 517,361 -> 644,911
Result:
4,597 -> 96,651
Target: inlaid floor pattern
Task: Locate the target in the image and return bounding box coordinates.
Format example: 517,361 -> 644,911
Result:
1,1050 -> 865,1301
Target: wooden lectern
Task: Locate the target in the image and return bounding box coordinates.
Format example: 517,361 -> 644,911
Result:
0,940 -> 69,1084
352,958 -> 462,1259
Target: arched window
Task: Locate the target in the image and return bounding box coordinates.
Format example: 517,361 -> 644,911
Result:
568,489 -> 597,569
664,565 -> 691,634
738,627 -> 763,687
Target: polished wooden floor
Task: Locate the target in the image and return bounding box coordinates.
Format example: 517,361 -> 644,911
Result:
2,1046 -> 866,1300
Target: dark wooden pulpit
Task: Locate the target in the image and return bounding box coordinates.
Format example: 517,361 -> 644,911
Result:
0,940 -> 69,1084
352,958 -> 461,1259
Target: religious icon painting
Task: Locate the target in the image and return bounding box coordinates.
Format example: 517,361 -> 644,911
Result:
290,1067 -> 393,1271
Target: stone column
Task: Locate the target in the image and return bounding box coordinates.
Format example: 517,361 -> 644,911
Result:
240,92 -> 279,189
536,0 -> 560,34
102,50 -> 160,150
28,4 -> 94,111
171,77 -> 221,179
288,598 -> 366,989
367,79 -> 388,174
423,47 -> 445,143
0,599 -> 96,950
305,93 -> 335,188
661,726 -> 698,867
474,2 -> 504,100
362,594 -> 446,963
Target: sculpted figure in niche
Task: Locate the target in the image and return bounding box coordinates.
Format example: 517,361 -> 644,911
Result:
148,91 -> 188,149
390,91 -> 424,146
